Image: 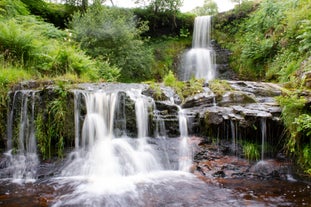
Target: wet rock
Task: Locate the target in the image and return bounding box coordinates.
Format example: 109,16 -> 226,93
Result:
212,40 -> 238,80
227,81 -> 282,97
182,88 -> 216,108
219,91 -> 256,106
249,160 -> 290,180
204,111 -> 224,125
11,80 -> 54,91
213,170 -> 226,178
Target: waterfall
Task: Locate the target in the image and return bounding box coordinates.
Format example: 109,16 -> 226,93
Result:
261,118 -> 267,160
5,90 -> 38,183
62,89 -> 162,178
178,106 -> 192,172
154,109 -> 167,138
135,97 -> 149,138
180,16 -> 216,82
230,120 -> 238,153
74,91 -> 81,149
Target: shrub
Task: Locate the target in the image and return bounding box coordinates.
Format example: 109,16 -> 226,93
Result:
0,0 -> 29,17
70,4 -> 153,82
0,19 -> 37,66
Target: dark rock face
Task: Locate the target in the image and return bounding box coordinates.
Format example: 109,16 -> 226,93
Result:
212,40 -> 238,80
4,80 -> 285,160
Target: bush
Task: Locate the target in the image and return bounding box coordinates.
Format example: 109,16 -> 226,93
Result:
70,4 -> 153,82
149,36 -> 191,81
213,0 -> 311,81
133,8 -> 195,37
20,0 -> 72,28
0,19 -> 37,66
0,0 -> 29,17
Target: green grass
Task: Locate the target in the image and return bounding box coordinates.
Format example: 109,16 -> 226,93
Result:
243,142 -> 260,161
0,66 -> 33,87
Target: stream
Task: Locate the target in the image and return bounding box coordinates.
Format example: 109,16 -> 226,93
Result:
0,15 -> 310,206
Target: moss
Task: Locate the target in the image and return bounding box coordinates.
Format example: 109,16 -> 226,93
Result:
209,79 -> 233,97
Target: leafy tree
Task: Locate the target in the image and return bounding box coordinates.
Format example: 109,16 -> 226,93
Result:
191,0 -> 218,16
70,3 -> 154,82
135,0 -> 183,32
64,0 -> 89,12
135,0 -> 183,13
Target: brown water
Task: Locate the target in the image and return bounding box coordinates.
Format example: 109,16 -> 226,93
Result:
0,171 -> 310,207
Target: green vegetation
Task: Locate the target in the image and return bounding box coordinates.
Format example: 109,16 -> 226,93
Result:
214,0 -> 311,82
70,4 -> 151,82
277,92 -> 310,173
243,142 -> 260,161
149,37 -> 191,82
162,71 -> 205,102
0,0 -> 193,156
214,0 -> 311,175
36,82 -> 73,159
208,79 -> 233,96
191,0 -> 218,16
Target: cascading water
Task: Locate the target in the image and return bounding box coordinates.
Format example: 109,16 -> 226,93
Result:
1,84 -> 308,207
5,90 -> 38,183
62,89 -> 162,178
230,120 -> 238,153
54,88 -> 170,206
178,107 -> 192,172
261,118 -> 267,160
179,16 -> 216,82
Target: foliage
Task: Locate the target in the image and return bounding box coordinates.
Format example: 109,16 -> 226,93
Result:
277,94 -> 311,172
0,13 -> 119,82
295,114 -> 311,137
0,18 -> 37,67
191,0 -> 218,16
209,79 -> 233,96
20,0 -> 72,28
163,71 -> 205,101
277,94 -> 306,136
300,145 -> 311,175
149,36 -> 191,81
0,0 -> 29,17
297,20 -> 311,54
243,142 -> 260,161
214,0 -> 311,82
143,0 -> 183,13
163,70 -> 177,87
214,0 -> 311,174
148,82 -> 165,100
182,78 -> 205,98
36,82 -> 72,159
70,4 -> 153,82
133,7 -> 195,37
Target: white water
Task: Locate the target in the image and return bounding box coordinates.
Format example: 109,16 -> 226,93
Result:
178,107 -> 192,172
5,91 -> 38,183
53,88 -> 195,206
180,16 -> 216,82
261,118 -> 267,160
230,120 -> 238,153
62,90 -> 163,179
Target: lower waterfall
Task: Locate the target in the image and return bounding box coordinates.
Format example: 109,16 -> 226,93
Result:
52,86 -> 199,207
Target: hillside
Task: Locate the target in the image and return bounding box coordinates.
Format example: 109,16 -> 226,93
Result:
213,0 -> 311,175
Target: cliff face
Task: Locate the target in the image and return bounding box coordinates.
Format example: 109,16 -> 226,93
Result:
2,80 -> 284,160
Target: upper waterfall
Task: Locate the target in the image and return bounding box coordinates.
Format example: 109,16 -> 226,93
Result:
192,16 -> 212,48
179,15 -> 216,82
